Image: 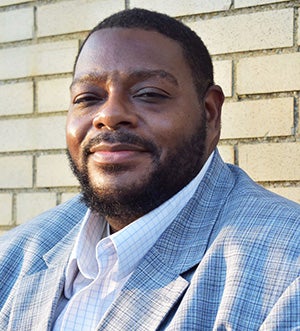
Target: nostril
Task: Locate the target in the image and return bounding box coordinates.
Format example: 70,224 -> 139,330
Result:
95,122 -> 104,129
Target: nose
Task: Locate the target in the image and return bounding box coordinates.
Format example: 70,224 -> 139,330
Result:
92,93 -> 138,130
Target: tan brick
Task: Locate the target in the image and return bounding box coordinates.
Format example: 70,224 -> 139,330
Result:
0,115 -> 66,152
0,82 -> 33,116
0,40 -> 78,80
129,0 -> 231,16
36,154 -> 79,187
213,60 -> 232,97
188,9 -> 293,55
298,9 -> 300,46
221,98 -> 294,139
238,142 -> 300,181
237,53 -> 300,94
37,0 -> 124,37
0,0 -> 33,6
0,8 -> 33,43
16,192 -> 57,224
217,145 -> 234,164
61,192 -> 80,203
37,77 -> 72,113
267,186 -> 300,204
235,0 -> 290,8
0,194 -> 13,226
0,155 -> 32,188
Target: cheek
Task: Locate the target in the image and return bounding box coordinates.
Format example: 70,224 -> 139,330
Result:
146,120 -> 184,161
150,111 -> 200,144
154,113 -> 204,160
66,114 -> 90,160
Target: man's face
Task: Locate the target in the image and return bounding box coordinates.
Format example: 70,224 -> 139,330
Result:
66,28 -> 221,230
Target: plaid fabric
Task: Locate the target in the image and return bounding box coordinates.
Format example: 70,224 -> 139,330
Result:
0,150 -> 299,330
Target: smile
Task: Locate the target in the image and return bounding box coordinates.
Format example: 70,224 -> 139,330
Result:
89,143 -> 148,164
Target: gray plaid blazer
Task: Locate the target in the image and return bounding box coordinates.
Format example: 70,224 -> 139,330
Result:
1,150 -> 299,330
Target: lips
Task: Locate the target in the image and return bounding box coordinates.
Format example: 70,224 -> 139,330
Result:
89,143 -> 148,164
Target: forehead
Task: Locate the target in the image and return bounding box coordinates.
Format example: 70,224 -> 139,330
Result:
74,28 -> 190,82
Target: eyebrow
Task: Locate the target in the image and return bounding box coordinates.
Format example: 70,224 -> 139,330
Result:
70,69 -> 179,90
129,69 -> 179,86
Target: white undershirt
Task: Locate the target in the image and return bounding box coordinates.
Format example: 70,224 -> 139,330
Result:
52,152 -> 214,331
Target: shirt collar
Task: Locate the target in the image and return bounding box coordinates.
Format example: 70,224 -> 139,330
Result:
64,210 -> 108,288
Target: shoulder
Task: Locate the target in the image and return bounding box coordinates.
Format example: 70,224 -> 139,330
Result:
0,194 -> 88,258
226,163 -> 300,223
209,164 -> 300,267
197,150 -> 300,223
0,194 -> 87,310
199,151 -> 300,250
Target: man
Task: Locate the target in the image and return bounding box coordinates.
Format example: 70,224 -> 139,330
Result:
0,8 -> 299,331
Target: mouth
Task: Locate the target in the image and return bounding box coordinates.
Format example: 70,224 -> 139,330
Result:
89,143 -> 149,165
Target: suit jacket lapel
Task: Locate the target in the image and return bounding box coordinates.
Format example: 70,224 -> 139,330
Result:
8,263 -> 66,331
98,248 -> 189,331
98,151 -> 235,330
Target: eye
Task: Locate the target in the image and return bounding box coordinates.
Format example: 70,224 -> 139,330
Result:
133,87 -> 170,103
73,93 -> 103,106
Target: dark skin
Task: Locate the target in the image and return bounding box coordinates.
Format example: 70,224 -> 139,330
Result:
66,28 -> 224,232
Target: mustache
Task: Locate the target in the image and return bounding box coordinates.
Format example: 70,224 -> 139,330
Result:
83,130 -> 159,158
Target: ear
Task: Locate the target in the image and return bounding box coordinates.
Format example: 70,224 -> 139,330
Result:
203,85 -> 224,153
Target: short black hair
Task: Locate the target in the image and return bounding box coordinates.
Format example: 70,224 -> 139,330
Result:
74,8 -> 214,99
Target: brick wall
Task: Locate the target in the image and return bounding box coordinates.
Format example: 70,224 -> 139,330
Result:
0,0 -> 299,233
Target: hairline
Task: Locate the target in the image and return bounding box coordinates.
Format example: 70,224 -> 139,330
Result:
73,9 -> 214,100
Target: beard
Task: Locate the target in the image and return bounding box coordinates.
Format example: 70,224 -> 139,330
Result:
67,118 -> 207,226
